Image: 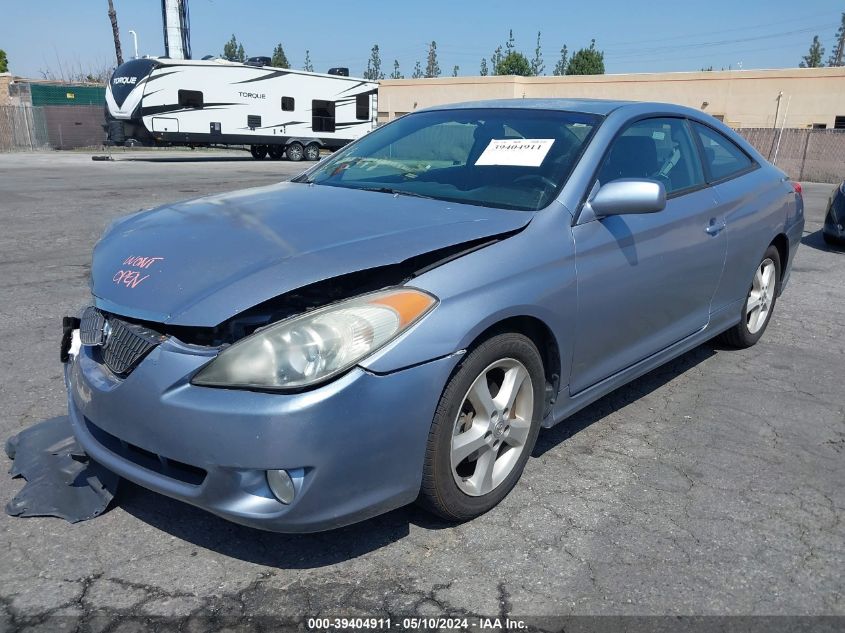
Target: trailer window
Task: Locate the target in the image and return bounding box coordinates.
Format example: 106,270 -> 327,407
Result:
282,96 -> 295,111
178,90 -> 203,109
356,94 -> 370,120
312,100 -> 336,133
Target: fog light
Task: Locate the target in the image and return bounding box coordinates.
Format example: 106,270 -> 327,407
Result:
266,469 -> 295,504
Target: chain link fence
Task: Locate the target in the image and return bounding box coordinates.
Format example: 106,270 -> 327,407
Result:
736,128 -> 845,183
0,105 -> 50,151
0,105 -> 105,151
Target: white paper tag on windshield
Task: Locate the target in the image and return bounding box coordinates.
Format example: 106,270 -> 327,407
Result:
475,139 -> 555,167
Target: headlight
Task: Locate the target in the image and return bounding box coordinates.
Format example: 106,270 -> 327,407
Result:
192,288 -> 437,390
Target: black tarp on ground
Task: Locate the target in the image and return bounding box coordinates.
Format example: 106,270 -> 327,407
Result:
5,416 -> 119,522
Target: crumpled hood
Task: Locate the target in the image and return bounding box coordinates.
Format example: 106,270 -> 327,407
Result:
92,182 -> 533,326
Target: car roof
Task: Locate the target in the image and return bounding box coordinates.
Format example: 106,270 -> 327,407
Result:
418,98 -> 699,117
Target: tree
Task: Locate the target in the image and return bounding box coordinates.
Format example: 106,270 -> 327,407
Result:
425,41 -> 440,78
303,50 -> 314,72
411,60 -> 423,79
364,44 -> 384,80
490,46 -> 504,75
236,43 -> 246,62
106,0 -> 123,66
480,58 -> 489,76
552,45 -> 568,75
271,43 -> 289,68
567,39 -> 605,75
505,29 -> 516,52
531,31 -> 544,76
390,59 -> 403,79
222,35 -> 242,61
452,65 -> 460,77
0,50 -> 8,73
496,50 -> 532,76
799,35 -> 825,68
828,13 -> 845,67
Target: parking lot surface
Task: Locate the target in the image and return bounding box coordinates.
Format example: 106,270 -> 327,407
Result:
0,151 -> 842,625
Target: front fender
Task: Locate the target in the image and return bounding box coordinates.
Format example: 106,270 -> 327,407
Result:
360,210 -> 577,384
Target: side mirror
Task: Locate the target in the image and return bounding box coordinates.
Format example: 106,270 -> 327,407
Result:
587,179 -> 666,217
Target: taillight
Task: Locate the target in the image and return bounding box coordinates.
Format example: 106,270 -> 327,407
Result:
792,182 -> 803,195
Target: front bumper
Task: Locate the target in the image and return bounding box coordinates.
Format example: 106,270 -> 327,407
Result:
66,337 -> 460,532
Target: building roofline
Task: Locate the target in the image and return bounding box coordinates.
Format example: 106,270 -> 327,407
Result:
380,66 -> 845,86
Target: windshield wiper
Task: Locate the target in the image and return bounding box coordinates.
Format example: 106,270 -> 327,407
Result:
356,186 -> 436,200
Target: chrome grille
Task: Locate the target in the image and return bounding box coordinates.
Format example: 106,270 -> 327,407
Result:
79,306 -> 165,376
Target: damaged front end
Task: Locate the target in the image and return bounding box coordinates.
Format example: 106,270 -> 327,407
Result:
67,232 -> 516,395
119,233 -> 513,349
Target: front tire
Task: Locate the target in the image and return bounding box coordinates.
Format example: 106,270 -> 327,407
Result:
719,245 -> 781,348
418,333 -> 544,521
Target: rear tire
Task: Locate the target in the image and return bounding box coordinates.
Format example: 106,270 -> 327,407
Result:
719,245 -> 781,348
286,142 -> 304,162
418,333 -> 544,522
268,146 -> 285,160
250,145 -> 267,160
304,143 -> 321,161
823,231 -> 844,246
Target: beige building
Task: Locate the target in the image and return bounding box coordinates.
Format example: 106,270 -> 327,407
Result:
0,74 -> 12,106
378,67 -> 845,129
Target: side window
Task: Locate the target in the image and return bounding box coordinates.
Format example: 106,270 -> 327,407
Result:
597,117 -> 704,196
178,90 -> 203,108
281,96 -> 295,111
356,94 -> 370,120
312,100 -> 335,133
693,123 -> 754,181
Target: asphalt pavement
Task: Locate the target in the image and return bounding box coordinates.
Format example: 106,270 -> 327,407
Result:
0,150 -> 842,628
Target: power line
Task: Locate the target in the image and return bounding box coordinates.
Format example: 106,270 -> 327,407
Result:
605,25 -> 835,57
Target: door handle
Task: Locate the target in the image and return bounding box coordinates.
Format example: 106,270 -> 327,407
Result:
705,219 -> 726,236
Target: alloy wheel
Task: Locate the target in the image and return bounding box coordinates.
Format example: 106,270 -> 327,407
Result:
450,358 -> 534,496
746,257 -> 776,334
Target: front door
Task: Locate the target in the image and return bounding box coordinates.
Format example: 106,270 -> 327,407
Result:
570,117 -> 726,394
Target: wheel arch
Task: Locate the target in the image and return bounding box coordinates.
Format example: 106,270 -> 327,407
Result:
460,315 -> 562,416
770,233 -> 788,281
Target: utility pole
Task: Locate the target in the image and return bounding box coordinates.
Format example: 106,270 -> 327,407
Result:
128,30 -> 139,59
107,0 -> 124,66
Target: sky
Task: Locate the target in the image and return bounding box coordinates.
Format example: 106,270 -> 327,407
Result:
1,0 -> 843,79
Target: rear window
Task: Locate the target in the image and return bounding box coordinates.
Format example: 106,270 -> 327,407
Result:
693,123 -> 754,181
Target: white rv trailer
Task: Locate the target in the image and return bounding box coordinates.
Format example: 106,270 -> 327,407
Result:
105,57 -> 379,160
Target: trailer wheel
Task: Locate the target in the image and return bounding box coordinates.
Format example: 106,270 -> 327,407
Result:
304,143 -> 321,161
286,142 -> 304,162
250,145 -> 267,160
268,146 -> 285,160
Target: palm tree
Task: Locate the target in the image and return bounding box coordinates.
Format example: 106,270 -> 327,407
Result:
107,0 -> 124,66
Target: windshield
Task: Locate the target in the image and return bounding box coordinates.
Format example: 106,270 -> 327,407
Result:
295,108 -> 601,211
